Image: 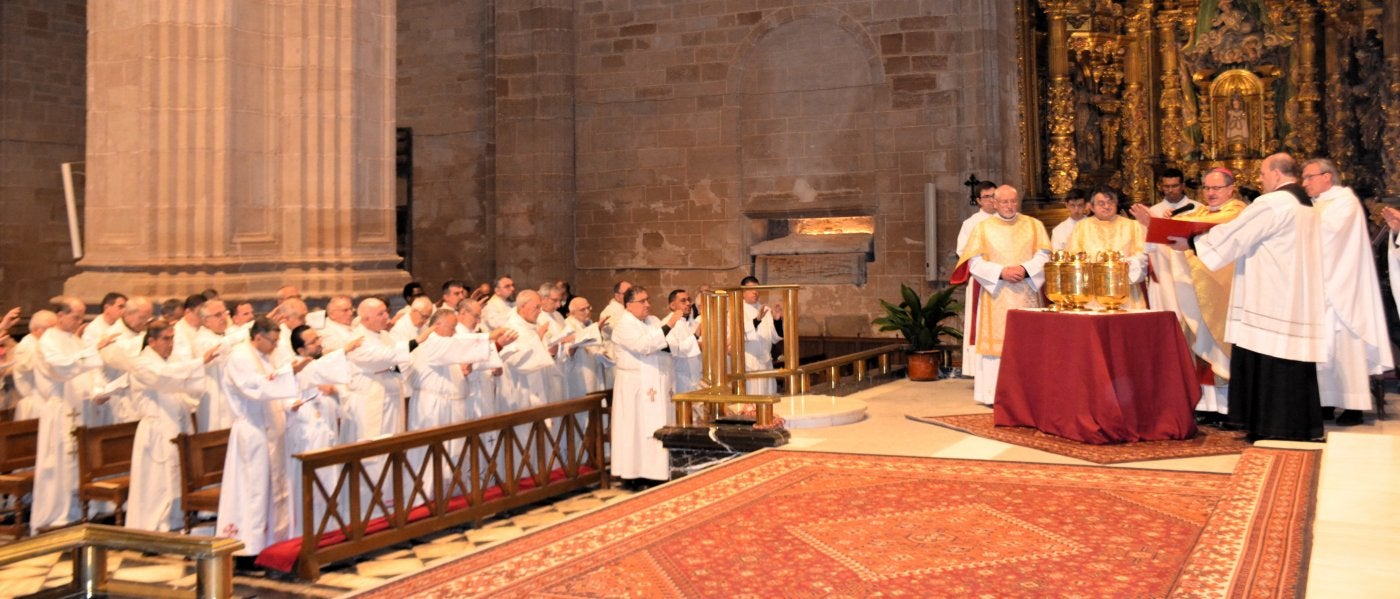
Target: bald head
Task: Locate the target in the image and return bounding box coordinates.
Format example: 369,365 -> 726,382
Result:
357,298 -> 389,332
568,297 -> 592,320
279,298 -> 308,328
122,297 -> 155,332
515,290 -> 543,324
29,310 -> 57,335
993,185 -> 1021,219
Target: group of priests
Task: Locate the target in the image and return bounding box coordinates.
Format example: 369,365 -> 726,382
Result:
0,276 -> 787,557
955,153 -> 1395,443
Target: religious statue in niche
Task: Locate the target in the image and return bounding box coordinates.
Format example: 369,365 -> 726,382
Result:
1207,69 -> 1265,161
1224,92 -> 1249,142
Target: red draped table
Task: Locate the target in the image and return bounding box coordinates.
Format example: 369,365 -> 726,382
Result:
993,309 -> 1201,444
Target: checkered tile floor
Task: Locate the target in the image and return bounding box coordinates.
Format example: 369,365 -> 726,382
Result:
0,486 -> 635,598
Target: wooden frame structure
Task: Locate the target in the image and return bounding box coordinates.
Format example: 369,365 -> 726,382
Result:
280,392 -> 609,580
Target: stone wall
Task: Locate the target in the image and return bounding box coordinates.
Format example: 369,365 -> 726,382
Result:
570,1 -> 1024,334
397,0 -> 498,293
0,1 -> 86,311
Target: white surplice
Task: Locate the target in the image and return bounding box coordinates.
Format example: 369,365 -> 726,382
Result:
30,328 -> 104,533
666,312 -> 703,395
286,349 -> 350,538
215,342 -> 297,555
192,327 -> 247,432
561,316 -> 604,398
610,311 -> 672,481
1195,189 -> 1327,362
1313,186 -> 1395,409
125,347 -> 203,532
9,334 -> 42,420
742,301 -> 781,395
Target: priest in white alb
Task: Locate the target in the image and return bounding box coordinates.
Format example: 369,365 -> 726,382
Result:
610,286 -> 680,487
1130,168 -> 1247,421
31,297 -> 112,533
216,317 -> 302,555
125,319 -> 211,532
956,181 -> 998,378
1065,187 -> 1148,309
285,324 -> 356,537
951,185 -> 1051,406
1304,158 -> 1394,426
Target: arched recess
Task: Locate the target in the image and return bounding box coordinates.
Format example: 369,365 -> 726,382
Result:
732,10 -> 885,217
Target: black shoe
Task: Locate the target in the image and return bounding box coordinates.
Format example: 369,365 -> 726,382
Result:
1335,410 -> 1364,426
1320,407 -> 1336,421
1195,411 -> 1222,426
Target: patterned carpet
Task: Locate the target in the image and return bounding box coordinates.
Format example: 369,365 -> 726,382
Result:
355,447 -> 1318,598
909,413 -> 1253,464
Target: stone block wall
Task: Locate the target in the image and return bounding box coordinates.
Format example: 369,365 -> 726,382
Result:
0,1 -> 86,311
569,1 -> 1023,334
396,0 -> 498,292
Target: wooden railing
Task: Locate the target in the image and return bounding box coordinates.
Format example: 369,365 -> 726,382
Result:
791,343 -> 907,393
282,392 -> 609,580
0,523 -> 242,599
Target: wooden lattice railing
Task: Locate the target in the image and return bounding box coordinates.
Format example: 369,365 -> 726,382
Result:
269,392 -> 610,580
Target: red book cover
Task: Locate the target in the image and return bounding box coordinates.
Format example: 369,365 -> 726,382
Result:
1146,218 -> 1218,244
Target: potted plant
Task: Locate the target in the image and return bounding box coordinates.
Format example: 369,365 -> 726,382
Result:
873,283 -> 963,381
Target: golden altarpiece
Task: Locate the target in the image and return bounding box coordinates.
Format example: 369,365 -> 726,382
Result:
1017,0 -> 1400,205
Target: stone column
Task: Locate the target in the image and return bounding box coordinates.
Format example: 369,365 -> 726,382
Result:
66,0 -> 407,303
492,1 -> 576,286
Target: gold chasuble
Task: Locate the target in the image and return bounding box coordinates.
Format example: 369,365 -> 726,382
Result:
1066,216 -> 1148,309
1174,199 -> 1246,376
955,215 -> 1050,357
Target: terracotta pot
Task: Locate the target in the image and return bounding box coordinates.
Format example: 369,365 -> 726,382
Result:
906,350 -> 941,381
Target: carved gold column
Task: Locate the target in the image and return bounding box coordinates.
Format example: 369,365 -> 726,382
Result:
68,0 -> 408,302
1319,0 -> 1354,167
1120,4 -> 1153,204
1043,1 -> 1078,197
1156,9 -> 1189,166
1292,1 -> 1322,156
1385,1 -> 1400,196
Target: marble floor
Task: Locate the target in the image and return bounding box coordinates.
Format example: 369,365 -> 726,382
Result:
1,378 -> 1396,598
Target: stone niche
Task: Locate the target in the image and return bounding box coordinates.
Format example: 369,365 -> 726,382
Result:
750,212 -> 874,286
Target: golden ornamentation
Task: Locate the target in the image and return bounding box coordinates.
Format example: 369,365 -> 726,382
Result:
1289,2 -> 1321,156
1156,10 -> 1191,165
1047,78 -> 1079,196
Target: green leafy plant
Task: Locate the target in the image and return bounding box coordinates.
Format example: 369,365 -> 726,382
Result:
872,283 -> 964,352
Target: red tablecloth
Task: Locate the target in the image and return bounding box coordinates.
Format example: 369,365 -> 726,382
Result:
993,309 -> 1201,444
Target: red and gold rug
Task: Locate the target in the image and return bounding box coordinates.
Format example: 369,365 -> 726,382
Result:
910,413 -> 1253,464
355,448 -> 1317,598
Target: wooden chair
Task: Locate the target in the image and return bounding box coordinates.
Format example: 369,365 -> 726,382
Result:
175,429 -> 229,534
0,418 -> 40,537
75,421 -> 138,525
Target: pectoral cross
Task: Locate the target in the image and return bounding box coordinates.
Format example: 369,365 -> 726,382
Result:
647,388 -> 657,403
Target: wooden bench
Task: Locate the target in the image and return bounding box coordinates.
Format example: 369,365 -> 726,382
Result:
175,429 -> 229,534
76,421 -> 139,526
0,418 -> 39,537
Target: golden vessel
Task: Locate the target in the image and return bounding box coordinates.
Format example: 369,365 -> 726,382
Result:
1091,251 -> 1130,312
1044,250 -> 1067,311
1063,251 -> 1093,311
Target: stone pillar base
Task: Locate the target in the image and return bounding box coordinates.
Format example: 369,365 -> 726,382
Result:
63,257 -> 409,305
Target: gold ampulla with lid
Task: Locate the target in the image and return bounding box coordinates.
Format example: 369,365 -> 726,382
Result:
1044,250 -> 1127,312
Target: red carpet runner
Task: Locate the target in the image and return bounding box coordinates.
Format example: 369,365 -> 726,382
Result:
909,413 -> 1253,464
355,448 -> 1317,598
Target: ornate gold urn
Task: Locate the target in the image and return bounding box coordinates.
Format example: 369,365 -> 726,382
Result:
1091,251 -> 1130,312
1044,250 -> 1067,311
1063,251 -> 1093,312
